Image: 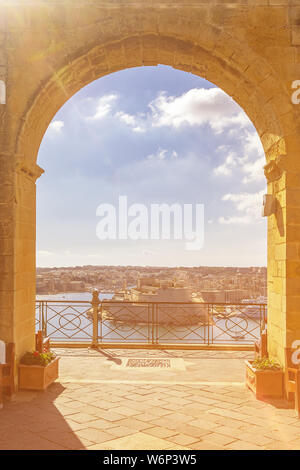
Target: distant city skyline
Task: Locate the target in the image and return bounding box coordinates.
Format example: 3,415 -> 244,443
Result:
37,65 -> 267,268
37,263 -> 267,269
36,264 -> 267,301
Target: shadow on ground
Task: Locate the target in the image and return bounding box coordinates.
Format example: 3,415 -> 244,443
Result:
0,383 -> 84,450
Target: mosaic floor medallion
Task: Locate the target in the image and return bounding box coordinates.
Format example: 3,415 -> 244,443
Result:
110,357 -> 187,371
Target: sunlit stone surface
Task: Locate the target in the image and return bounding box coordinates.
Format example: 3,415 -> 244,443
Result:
0,1 -> 300,383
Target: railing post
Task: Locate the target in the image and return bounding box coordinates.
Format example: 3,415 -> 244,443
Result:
207,304 -> 210,346
154,303 -> 158,345
91,289 -> 100,348
261,304 -> 266,332
42,301 -> 47,337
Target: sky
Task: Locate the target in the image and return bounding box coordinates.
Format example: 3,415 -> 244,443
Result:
36,65 -> 267,268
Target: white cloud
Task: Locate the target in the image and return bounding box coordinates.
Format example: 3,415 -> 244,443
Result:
241,132 -> 265,184
132,126 -> 145,133
48,120 -> 64,132
218,190 -> 264,225
214,130 -> 265,183
242,156 -> 265,184
149,88 -> 250,133
214,152 -> 237,176
218,215 -> 252,225
86,94 -> 118,121
147,148 -> 178,161
116,111 -> 136,126
244,131 -> 264,155
83,87 -> 252,139
115,111 -> 146,133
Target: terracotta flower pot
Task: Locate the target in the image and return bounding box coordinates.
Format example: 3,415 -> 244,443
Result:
245,360 -> 283,399
18,357 -> 59,391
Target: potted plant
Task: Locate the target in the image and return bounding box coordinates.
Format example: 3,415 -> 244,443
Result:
245,356 -> 283,399
18,349 -> 59,391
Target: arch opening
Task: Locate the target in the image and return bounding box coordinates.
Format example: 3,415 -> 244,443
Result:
35,65 -> 268,347
8,24 -> 297,365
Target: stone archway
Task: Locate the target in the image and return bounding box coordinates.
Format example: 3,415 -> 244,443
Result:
1,1 -> 300,369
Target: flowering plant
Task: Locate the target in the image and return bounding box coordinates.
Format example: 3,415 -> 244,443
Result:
252,356 -> 281,371
20,350 -> 56,367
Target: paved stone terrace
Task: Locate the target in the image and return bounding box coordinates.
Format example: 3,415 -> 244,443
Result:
1,349 -> 300,450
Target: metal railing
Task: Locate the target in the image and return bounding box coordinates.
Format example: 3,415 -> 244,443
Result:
35,291 -> 267,347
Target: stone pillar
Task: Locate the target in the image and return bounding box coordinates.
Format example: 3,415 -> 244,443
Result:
0,152 -> 15,345
285,162 -> 300,359
14,161 -> 44,361
266,149 -> 300,366
265,157 -> 287,365
0,153 -> 44,376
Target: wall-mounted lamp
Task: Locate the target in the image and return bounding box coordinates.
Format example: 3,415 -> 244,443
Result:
262,194 -> 276,217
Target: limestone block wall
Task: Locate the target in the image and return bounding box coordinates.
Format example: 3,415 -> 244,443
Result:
0,1 -> 300,371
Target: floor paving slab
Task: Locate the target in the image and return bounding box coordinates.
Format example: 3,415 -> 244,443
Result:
1,348 -> 300,450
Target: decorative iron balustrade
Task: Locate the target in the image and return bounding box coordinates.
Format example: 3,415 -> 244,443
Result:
36,293 -> 267,347
35,300 -> 93,342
